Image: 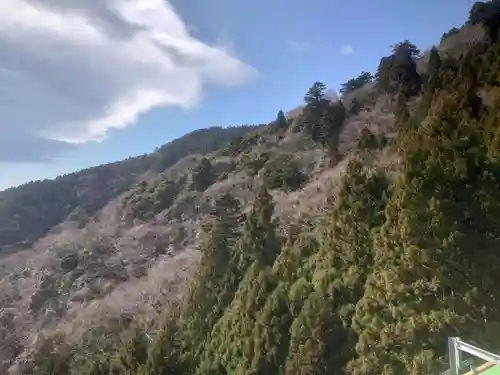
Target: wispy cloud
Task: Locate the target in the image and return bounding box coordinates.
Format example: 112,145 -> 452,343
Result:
0,0 -> 257,162
288,40 -> 310,52
339,44 -> 354,56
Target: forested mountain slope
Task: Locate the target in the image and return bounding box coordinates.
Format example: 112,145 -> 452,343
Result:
0,126 -> 257,252
3,1 -> 500,375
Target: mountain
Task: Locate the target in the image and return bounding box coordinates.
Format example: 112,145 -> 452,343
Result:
0,125 -> 257,253
3,1 -> 500,374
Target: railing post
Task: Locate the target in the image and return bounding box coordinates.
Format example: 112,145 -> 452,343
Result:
449,337 -> 462,375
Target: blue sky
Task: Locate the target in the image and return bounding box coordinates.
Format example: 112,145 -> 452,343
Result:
0,0 -> 476,190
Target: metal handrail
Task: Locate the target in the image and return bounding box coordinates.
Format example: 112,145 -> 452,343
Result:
446,337 -> 500,375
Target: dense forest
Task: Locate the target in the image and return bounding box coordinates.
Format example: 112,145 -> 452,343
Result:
8,1 -> 500,374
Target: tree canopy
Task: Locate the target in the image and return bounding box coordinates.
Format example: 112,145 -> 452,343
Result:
469,0 -> 500,40
376,39 -> 422,98
340,71 -> 374,95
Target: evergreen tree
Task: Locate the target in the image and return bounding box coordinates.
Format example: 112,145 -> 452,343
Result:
391,40 -> 421,59
304,82 -> 327,106
76,353 -> 112,375
275,110 -> 289,130
357,127 -> 379,150
419,47 -> 443,117
427,47 -> 442,78
250,284 -> 292,375
31,336 -> 72,375
273,234 -> 319,287
193,187 -> 282,375
195,265 -> 277,375
322,101 -> 347,157
340,72 -> 374,95
190,158 -> 215,191
249,185 -> 279,266
264,155 -> 308,192
285,290 -> 346,375
427,47 -> 442,90
181,193 -> 243,354
302,82 -> 346,156
284,160 -> 387,375
469,0 -> 500,42
394,93 -> 410,126
377,40 -> 421,98
111,325 -> 149,375
143,306 -> 190,375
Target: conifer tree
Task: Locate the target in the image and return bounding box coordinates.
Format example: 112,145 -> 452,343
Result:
469,0 -> 500,42
427,47 -> 442,83
111,325 -> 149,375
232,185 -> 280,269
143,306 -> 190,375
418,47 -> 443,118
77,353 -> 112,375
285,290 -> 346,375
284,160 -> 387,375
302,82 -> 346,156
275,109 -> 289,130
377,40 -> 421,98
357,127 -> 379,150
193,187 -> 281,375
304,82 -> 327,106
190,158 -> 214,191
273,234 -> 319,286
250,284 -> 292,375
181,193 -> 242,353
394,93 -> 410,127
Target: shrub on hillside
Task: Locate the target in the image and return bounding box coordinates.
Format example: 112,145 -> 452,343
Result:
263,155 -> 308,191
357,127 -> 386,150
122,175 -> 186,220
243,153 -> 270,175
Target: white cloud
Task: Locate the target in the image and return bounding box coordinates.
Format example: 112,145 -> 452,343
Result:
0,0 -> 257,160
288,40 -> 310,52
339,44 -> 354,56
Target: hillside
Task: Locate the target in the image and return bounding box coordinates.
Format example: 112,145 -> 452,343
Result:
2,1 -> 500,374
0,125 -> 257,253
